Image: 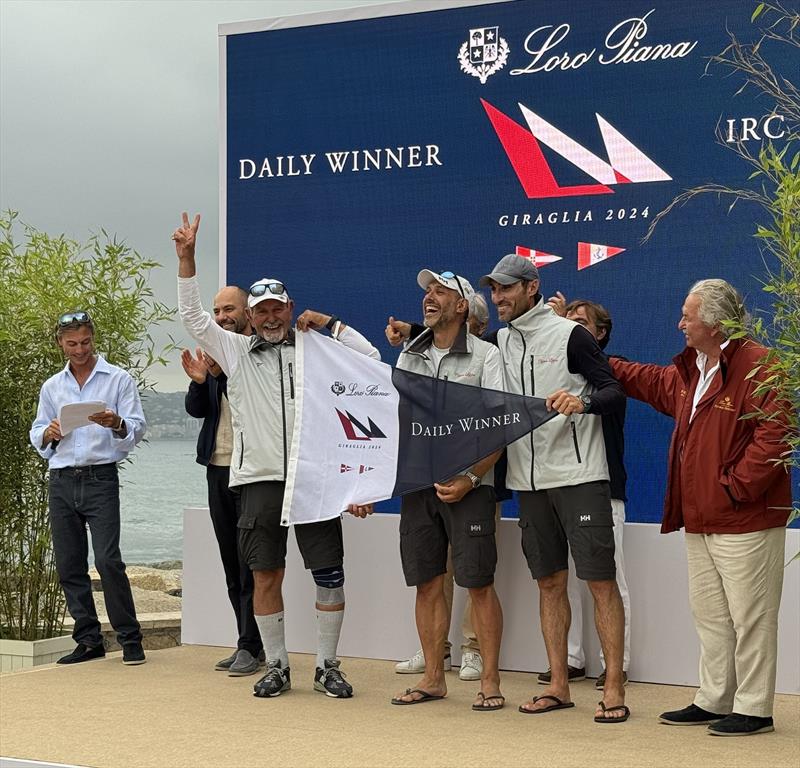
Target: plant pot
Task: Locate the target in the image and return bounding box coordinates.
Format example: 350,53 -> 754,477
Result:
0,635 -> 75,672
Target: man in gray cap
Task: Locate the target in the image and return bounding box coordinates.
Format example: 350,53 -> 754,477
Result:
479,255 -> 629,723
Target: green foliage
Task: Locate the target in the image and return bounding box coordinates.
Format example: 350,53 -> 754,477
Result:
0,211 -> 174,640
644,2 -> 799,534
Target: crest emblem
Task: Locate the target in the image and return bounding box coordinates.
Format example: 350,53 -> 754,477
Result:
458,27 -> 509,84
331,381 -> 346,396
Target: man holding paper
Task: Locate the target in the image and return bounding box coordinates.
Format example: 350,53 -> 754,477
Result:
30,311 -> 147,665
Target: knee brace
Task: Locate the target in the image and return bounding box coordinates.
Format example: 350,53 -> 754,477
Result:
312,566 -> 345,605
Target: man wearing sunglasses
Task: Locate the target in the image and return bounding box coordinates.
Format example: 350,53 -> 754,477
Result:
174,212 -> 379,701
30,311 -> 147,666
390,269 -> 505,711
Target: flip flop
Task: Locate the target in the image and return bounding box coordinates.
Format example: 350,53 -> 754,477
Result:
472,692 -> 505,712
518,694 -> 575,714
594,701 -> 631,723
391,688 -> 446,705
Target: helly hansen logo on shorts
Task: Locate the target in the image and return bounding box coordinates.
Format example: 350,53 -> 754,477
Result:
580,514 -> 591,522
470,523 -> 484,534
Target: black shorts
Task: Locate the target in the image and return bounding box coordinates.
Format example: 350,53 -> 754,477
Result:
237,481 -> 343,572
518,481 -> 615,582
399,485 -> 497,589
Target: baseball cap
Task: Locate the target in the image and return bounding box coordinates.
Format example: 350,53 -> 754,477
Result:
417,269 -> 475,299
479,254 -> 539,286
247,278 -> 290,308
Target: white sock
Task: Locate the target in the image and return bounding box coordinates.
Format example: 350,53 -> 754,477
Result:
256,612 -> 288,668
316,608 -> 344,669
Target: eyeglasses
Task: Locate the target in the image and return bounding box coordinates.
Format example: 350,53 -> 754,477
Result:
57,311 -> 92,327
439,271 -> 466,299
249,281 -> 287,298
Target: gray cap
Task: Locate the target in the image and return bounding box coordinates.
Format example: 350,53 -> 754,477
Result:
479,254 -> 539,287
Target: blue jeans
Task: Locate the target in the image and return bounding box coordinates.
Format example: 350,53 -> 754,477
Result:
48,463 -> 141,647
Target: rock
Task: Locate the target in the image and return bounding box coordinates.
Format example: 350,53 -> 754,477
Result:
94,585 -> 182,615
88,565 -> 182,593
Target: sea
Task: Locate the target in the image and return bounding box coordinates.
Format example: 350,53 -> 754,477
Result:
116,439 -> 206,565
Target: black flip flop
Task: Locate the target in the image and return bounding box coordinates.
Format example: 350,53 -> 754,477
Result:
594,701 -> 631,723
391,688 -> 446,705
472,692 -> 505,712
518,694 -> 575,714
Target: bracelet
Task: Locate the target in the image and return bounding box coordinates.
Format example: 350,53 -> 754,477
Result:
325,316 -> 341,331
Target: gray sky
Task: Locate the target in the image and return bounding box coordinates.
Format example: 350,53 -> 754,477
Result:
1,0 -> 390,391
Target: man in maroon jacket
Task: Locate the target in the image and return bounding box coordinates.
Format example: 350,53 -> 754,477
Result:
611,279 -> 791,737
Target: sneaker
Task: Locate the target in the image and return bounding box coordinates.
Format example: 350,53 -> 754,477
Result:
228,649 -> 263,677
314,658 -> 353,698
658,703 -> 728,725
122,642 -> 146,666
394,648 -> 452,674
253,660 -> 291,698
459,650 -> 483,681
708,713 -> 774,736
57,643 -> 105,665
595,669 -> 629,689
537,665 -> 586,685
214,651 -> 238,671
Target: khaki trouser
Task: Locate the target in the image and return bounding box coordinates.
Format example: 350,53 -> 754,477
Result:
685,527 -> 785,718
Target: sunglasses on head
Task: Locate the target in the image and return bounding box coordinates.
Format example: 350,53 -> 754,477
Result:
249,281 -> 287,298
57,311 -> 92,327
439,271 -> 466,299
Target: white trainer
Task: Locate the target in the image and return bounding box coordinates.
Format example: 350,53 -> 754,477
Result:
459,650 -> 483,681
394,648 -> 452,674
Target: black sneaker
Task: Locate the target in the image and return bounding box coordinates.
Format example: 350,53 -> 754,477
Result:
596,669 -> 629,689
314,658 -> 353,699
537,665 -> 585,685
57,643 -> 105,665
122,642 -> 146,666
659,703 -> 727,725
253,660 -> 291,698
708,713 -> 774,736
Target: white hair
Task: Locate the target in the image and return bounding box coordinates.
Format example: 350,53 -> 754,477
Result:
688,279 -> 747,337
468,292 -> 489,327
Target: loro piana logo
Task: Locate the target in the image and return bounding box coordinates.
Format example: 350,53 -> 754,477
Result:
458,27 -> 510,84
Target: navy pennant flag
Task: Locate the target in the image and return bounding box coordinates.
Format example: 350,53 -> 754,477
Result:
281,330 -> 555,525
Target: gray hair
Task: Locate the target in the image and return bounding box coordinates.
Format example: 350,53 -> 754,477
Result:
468,291 -> 489,327
688,279 -> 747,337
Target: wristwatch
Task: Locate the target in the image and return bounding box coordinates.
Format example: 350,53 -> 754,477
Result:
464,470 -> 481,489
579,395 -> 592,414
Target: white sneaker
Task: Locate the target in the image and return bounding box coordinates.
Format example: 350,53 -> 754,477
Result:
394,648 -> 452,674
459,650 -> 483,681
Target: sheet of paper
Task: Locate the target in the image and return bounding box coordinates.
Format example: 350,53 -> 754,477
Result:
58,401 -> 107,436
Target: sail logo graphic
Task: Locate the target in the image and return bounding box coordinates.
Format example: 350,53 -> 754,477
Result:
335,409 -> 387,441
482,99 -> 671,199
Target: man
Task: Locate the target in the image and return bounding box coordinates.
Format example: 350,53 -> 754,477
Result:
480,254 -> 628,722
388,292 -> 505,682
610,279 -> 790,736
30,311 -> 147,665
535,296 -> 632,689
174,212 -> 379,700
390,269 -> 505,711
183,285 -> 265,676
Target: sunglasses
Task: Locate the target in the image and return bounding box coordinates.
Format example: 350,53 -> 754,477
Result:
249,281 -> 287,298
439,271 -> 466,299
57,311 -> 92,327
